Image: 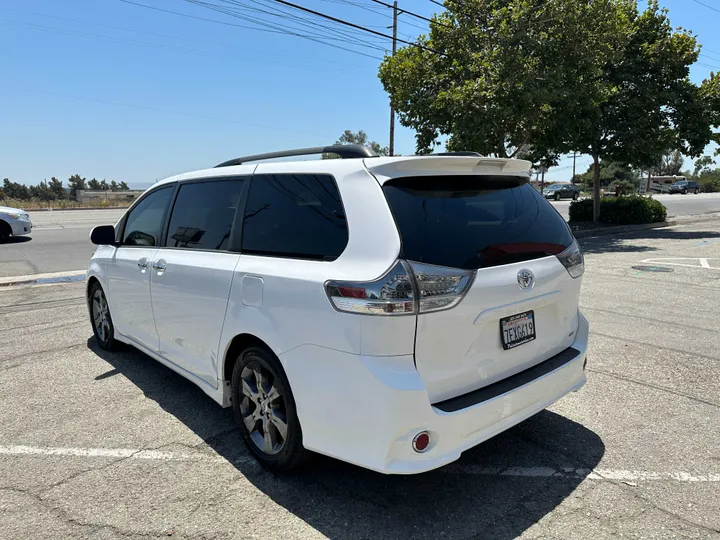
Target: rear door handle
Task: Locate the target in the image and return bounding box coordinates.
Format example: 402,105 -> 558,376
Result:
137,257 -> 149,270
152,259 -> 167,271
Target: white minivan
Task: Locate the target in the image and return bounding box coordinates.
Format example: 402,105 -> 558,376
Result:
87,145 -> 588,474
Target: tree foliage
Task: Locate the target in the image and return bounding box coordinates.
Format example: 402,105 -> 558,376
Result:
576,161 -> 639,188
0,175 -> 131,203
654,150 -> 684,176
379,0 -> 720,221
323,130 -> 388,159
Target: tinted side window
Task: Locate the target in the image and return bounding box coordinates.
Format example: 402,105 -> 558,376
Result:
241,174 -> 348,260
165,179 -> 244,251
122,186 -> 174,247
383,176 -> 574,270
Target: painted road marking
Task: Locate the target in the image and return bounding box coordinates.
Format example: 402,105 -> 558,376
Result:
640,257 -> 720,270
0,444 -> 717,482
0,270 -> 86,287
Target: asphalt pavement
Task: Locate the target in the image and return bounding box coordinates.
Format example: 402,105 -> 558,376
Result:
0,220 -> 718,539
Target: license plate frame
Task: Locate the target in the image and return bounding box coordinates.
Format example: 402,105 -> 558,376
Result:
500,310 -> 536,350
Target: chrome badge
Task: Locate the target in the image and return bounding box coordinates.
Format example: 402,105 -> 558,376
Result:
517,269 -> 535,290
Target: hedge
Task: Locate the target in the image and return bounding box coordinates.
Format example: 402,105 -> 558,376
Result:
569,196 -> 667,224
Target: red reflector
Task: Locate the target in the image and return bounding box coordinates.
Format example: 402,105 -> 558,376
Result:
337,286 -> 367,298
412,431 -> 430,453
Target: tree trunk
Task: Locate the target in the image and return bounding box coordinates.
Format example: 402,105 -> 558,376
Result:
592,153 -> 601,222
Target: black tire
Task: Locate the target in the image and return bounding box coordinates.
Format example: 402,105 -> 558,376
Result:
0,221 -> 10,243
231,346 -> 310,472
695,189 -> 699,194
88,281 -> 117,350
572,192 -> 579,201
554,192 -> 561,201
682,188 -> 687,194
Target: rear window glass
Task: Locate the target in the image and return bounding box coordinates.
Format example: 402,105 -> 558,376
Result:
383,176 -> 574,270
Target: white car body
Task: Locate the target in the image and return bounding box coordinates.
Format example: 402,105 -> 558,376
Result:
87,152 -> 588,474
0,205 -> 32,239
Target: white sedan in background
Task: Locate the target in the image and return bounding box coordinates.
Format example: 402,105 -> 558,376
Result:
0,205 -> 32,242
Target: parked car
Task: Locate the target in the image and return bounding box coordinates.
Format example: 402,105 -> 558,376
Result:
87,145 -> 589,474
0,205 -> 32,242
668,180 -> 700,194
543,183 -> 581,200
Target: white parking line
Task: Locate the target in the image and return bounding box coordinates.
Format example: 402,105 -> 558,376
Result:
640,257 -> 720,270
0,270 -> 86,286
1,445 -> 717,482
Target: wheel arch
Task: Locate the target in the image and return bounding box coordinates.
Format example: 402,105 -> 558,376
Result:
222,333 -> 279,386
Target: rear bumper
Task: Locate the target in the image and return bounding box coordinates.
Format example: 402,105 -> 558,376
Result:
282,313 -> 589,474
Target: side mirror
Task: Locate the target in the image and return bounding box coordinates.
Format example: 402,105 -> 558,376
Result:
90,225 -> 117,246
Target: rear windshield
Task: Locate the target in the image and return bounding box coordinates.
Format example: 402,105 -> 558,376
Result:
383,175 -> 574,270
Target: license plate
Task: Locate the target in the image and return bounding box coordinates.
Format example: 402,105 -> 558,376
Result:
500,310 -> 536,350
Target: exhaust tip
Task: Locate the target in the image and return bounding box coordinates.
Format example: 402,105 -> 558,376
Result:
412,431 -> 431,453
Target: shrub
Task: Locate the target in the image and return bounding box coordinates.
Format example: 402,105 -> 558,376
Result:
698,176 -> 720,193
569,196 -> 667,224
608,179 -> 637,195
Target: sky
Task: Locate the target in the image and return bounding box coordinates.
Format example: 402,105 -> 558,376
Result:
1,0 -> 720,188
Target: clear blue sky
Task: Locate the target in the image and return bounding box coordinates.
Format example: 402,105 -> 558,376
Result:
1,0 -> 719,187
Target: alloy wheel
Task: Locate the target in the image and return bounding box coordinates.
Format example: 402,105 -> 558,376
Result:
92,289 -> 111,343
239,362 -> 288,455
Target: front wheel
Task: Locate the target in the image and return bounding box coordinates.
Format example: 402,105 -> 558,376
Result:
231,346 -> 310,472
695,189 -> 699,194
554,193 -> 561,201
572,192 -> 579,201
0,221 -> 10,243
88,282 -> 117,350
683,188 -> 688,194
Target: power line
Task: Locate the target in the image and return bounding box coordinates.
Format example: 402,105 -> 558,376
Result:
428,0 -> 444,7
262,0 -> 446,55
119,0 -> 383,59
689,0 -> 720,14
0,19 -> 372,75
370,0 -> 452,29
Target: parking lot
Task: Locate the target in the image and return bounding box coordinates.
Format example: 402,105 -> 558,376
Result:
1,218 -> 719,539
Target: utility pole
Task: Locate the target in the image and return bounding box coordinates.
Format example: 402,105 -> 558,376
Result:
572,152 -> 577,183
388,1 -> 398,156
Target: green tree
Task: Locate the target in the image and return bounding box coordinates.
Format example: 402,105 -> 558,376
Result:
654,150 -> 684,177
380,0 -> 720,221
693,156 -> 715,175
100,179 -> 110,190
2,178 -> 30,200
68,174 -> 86,200
577,161 -> 639,189
322,130 -> 388,159
87,178 -> 101,190
49,177 -> 66,199
118,181 -> 130,191
109,180 -> 119,191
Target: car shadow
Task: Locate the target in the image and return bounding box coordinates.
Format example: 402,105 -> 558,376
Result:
579,229 -> 720,254
87,338 -> 605,540
2,236 -> 32,244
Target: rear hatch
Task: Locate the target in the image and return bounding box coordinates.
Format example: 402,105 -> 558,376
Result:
382,174 -> 582,403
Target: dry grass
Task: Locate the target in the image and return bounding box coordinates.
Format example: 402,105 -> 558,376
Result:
1,198 -> 130,210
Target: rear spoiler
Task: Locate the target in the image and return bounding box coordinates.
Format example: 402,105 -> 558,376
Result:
364,156 -> 532,185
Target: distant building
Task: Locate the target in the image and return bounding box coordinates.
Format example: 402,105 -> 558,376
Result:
76,189 -> 144,204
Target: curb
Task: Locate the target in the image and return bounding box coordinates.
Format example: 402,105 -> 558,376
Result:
25,206 -> 130,212
572,221 -> 676,239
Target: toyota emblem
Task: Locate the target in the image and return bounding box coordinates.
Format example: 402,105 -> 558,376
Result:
517,269 -> 535,290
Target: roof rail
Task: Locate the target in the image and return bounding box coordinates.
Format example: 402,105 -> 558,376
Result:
214,144 -> 378,168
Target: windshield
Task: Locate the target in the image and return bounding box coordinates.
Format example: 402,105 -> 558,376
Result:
673,181 -> 687,186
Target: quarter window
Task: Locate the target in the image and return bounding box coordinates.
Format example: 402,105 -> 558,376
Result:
165,179 -> 244,251
122,185 -> 174,247
241,174 -> 348,260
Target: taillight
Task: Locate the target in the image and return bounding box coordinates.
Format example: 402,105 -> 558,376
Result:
325,261 -> 415,315
409,261 -> 474,313
325,260 -> 474,315
556,240 -> 584,278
